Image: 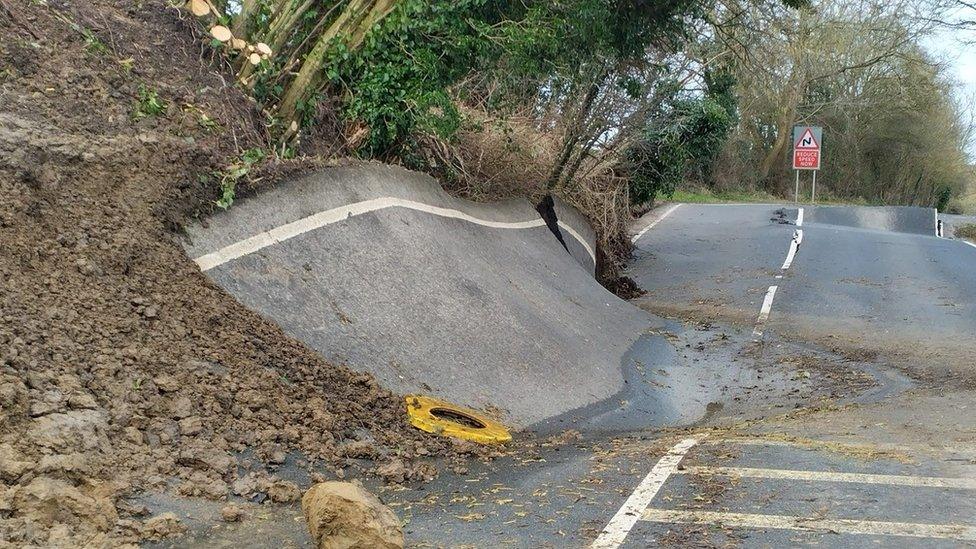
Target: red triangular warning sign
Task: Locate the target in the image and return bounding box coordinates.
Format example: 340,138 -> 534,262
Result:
795,128 -> 819,150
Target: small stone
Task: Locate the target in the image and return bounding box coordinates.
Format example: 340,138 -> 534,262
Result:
267,479 -> 301,503
338,440 -> 377,459
376,459 -> 406,484
124,427 -> 144,445
0,486 -> 14,512
38,453 -> 93,475
153,375 -> 180,393
168,396 -> 193,419
177,447 -> 234,475
67,392 -> 98,409
143,512 -> 187,540
0,444 -> 32,480
28,410 -> 110,454
178,416 -> 203,436
220,504 -> 243,522
267,447 -> 286,465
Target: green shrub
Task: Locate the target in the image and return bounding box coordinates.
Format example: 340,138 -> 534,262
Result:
134,85 -> 166,118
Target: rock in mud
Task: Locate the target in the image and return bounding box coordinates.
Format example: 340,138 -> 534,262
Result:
142,512 -> 187,540
13,477 -> 118,531
376,459 -> 406,484
220,504 -> 244,522
267,479 -> 301,503
28,410 -> 110,454
302,482 -> 403,549
0,443 -> 32,480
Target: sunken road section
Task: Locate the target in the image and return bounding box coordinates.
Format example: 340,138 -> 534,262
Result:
804,205 -> 937,236
183,164 -> 655,426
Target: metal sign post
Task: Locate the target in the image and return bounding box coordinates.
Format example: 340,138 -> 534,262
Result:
792,125 -> 823,203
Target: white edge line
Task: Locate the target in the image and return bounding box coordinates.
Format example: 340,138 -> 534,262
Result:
964,240 -> 976,250
780,229 -> 803,270
631,204 -> 682,244
677,466 -> 976,490
556,220 -> 597,267
591,437 -> 700,549
796,207 -> 804,227
193,197 -> 597,271
752,285 -> 778,338
641,509 -> 976,541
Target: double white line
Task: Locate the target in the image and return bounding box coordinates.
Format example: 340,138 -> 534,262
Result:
591,437 -> 701,548
594,436 -> 976,548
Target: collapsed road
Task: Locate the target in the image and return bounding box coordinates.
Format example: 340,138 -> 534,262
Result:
172,166 -> 976,548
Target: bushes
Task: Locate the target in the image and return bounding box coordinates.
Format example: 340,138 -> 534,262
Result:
625,72 -> 737,205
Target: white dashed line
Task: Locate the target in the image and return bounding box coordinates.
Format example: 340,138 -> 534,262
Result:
192,197 -> 595,271
755,207 -> 804,337
676,466 -> 976,490
631,204 -> 682,244
752,286 -> 779,337
641,509 -> 976,541
752,285 -> 778,338
591,437 -> 700,549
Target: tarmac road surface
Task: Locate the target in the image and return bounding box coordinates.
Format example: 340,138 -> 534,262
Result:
162,200 -> 976,548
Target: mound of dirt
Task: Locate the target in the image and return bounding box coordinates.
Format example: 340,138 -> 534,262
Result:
0,1 -> 476,545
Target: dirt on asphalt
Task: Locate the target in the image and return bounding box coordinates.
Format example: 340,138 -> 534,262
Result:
0,2 -> 487,546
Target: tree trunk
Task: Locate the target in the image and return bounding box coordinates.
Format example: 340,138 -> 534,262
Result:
277,0 -> 398,131
547,67 -> 607,190
232,0 -> 257,40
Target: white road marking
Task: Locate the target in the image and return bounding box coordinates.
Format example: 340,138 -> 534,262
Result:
964,240 -> 976,250
780,229 -> 803,270
642,509 -> 976,541
591,437 -> 700,549
192,197 -> 595,271
796,207 -> 804,227
631,204 -> 682,244
555,220 -> 596,265
677,466 -> 976,490
752,285 -> 778,338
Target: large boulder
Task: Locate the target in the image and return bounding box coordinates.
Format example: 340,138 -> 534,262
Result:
302,481 -> 403,549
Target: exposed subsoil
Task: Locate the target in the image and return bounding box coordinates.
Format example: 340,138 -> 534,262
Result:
0,2 -> 482,546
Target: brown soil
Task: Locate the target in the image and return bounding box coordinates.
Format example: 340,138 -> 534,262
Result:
0,1 -> 472,546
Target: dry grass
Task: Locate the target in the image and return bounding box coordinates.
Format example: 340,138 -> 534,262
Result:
949,193 -> 976,215
955,223 -> 976,242
421,106 -> 636,281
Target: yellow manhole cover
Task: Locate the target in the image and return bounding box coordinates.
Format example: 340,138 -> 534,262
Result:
405,395 -> 511,444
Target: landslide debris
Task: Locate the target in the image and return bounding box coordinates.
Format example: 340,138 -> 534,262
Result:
0,1 -> 466,545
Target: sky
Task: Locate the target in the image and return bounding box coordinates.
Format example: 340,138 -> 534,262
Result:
925,22 -> 976,159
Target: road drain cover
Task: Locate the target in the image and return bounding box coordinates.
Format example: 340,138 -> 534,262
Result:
405,395 -> 511,444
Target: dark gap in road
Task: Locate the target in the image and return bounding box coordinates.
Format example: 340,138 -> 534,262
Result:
535,194 -> 570,253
